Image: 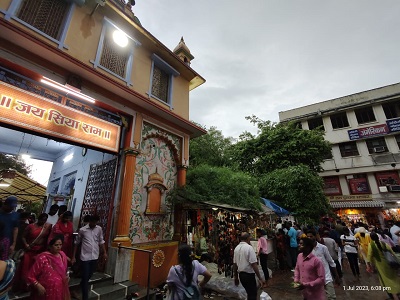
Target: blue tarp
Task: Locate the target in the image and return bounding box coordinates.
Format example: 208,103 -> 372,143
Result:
261,198 -> 290,217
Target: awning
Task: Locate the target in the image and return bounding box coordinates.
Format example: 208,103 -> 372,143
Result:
330,200 -> 385,208
261,198 -> 290,217
0,169 -> 46,203
180,199 -> 275,215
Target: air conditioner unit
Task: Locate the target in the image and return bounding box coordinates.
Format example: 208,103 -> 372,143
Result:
388,185 -> 400,192
373,146 -> 386,153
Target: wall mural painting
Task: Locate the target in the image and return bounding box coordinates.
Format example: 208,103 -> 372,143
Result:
129,123 -> 180,243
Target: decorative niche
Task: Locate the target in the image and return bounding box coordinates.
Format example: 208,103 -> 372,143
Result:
145,169 -> 167,215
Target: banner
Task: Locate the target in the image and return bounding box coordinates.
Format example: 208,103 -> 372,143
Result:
0,82 -> 120,152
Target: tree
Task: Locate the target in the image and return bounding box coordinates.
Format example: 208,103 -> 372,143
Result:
230,115 -> 332,176
189,126 -> 234,168
260,165 -> 331,223
170,165 -> 261,210
0,153 -> 31,176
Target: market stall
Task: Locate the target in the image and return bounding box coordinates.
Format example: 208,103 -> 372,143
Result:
180,200 -> 276,277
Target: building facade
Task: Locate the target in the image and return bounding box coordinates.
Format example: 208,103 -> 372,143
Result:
279,83 -> 400,226
0,0 -> 205,287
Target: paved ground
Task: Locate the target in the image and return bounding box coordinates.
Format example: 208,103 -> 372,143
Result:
205,258 -> 395,300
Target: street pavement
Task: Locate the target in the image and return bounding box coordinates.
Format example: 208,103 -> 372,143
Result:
206,258 -> 394,299
265,263 -> 391,300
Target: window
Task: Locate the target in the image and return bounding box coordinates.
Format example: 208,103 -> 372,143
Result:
330,112 -> 349,129
92,18 -> 140,85
382,101 -> 400,119
5,0 -> 73,49
354,106 -> 376,124
308,117 -> 324,131
339,141 -> 359,157
149,54 -> 179,106
151,66 -> 169,102
365,137 -> 388,154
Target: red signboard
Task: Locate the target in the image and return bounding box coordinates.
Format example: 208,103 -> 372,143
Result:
323,176 -> 342,195
0,82 -> 120,152
348,177 -> 370,194
375,171 -> 400,186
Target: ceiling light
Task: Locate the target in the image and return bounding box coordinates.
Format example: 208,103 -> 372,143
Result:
113,30 -> 128,47
41,77 -> 96,103
0,183 -> 10,187
63,154 -> 73,163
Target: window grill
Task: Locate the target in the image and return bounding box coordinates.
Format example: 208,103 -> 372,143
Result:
17,0 -> 69,40
100,33 -> 129,78
354,106 -> 376,124
339,141 -> 359,157
151,66 -> 169,102
308,117 -> 324,131
365,137 -> 388,154
330,112 -> 349,129
382,101 -> 400,119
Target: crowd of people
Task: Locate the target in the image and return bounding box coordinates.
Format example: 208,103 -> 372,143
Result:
2,193 -> 399,300
0,196 -> 107,300
167,217 -> 400,300
274,218 -> 400,300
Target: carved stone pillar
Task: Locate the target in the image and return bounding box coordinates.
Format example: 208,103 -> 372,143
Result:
112,147 -> 140,247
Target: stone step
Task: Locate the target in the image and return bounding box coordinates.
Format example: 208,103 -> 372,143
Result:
86,281 -> 156,300
9,272 -> 113,300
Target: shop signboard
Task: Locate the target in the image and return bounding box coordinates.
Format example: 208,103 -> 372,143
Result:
386,118 -> 400,133
0,82 -> 120,152
327,194 -> 372,201
375,171 -> 400,187
323,176 -> 342,195
348,177 -> 370,194
348,124 -> 389,140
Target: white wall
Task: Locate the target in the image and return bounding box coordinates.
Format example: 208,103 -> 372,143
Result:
45,146 -> 116,229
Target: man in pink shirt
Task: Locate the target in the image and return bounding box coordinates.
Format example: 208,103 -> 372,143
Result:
256,228 -> 269,286
294,237 -> 326,300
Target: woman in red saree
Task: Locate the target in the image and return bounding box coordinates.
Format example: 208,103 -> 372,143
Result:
18,213 -> 51,290
48,211 -> 74,259
26,236 -> 70,300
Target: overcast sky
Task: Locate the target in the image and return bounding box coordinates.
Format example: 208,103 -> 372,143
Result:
134,1 -> 400,139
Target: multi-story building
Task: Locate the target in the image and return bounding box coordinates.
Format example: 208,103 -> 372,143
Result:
279,83 -> 400,226
0,0 -> 205,288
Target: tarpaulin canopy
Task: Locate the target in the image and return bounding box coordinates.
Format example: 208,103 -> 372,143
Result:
261,198 -> 290,217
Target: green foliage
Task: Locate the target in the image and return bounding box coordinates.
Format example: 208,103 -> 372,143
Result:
0,153 -> 31,176
189,126 -> 234,168
260,165 -> 331,223
170,165 -> 261,210
230,115 -> 332,176
24,201 -> 44,216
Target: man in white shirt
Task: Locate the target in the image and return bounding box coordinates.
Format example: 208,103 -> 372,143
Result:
275,219 -> 282,233
72,215 -> 107,300
390,221 -> 400,252
46,204 -> 59,226
233,232 -> 265,300
307,229 -> 340,300
320,231 -> 342,278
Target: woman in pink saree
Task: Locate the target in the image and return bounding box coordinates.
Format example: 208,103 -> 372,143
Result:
48,211 -> 74,259
26,236 -> 70,300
